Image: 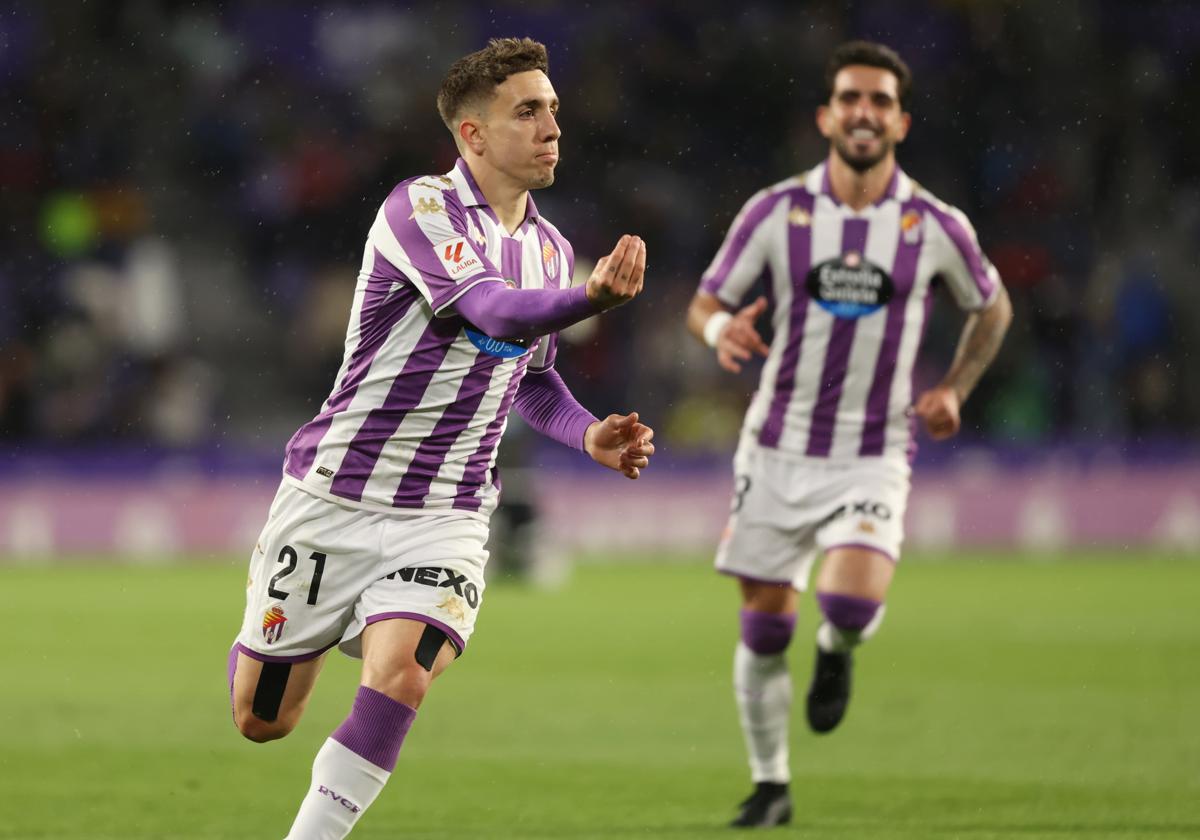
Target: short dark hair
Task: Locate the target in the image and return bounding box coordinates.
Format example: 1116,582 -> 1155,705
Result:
436,37 -> 550,132
824,41 -> 912,109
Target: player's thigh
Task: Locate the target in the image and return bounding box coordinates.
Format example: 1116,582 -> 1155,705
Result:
815,546 -> 895,601
813,461 -> 908,600
359,618 -> 458,709
231,651 -> 326,742
716,442 -> 816,587
738,577 -> 799,614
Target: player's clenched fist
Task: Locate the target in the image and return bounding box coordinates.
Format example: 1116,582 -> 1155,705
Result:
913,386 -> 962,441
583,411 -> 655,480
586,235 -> 646,311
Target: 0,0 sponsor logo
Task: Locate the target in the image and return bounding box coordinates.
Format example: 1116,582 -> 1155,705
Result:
465,327 -> 529,359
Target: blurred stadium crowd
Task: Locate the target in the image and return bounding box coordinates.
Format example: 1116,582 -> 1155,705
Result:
2,0 -> 1198,459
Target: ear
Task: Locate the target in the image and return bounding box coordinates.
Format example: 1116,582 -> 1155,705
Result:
816,104 -> 833,140
895,111 -> 912,144
459,116 -> 486,155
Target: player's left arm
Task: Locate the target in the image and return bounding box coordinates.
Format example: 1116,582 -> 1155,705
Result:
514,366 -> 655,480
915,202 -> 1014,440
914,286 -> 1012,440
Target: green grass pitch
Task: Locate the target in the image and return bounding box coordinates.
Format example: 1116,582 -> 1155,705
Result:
1,551 -> 1197,839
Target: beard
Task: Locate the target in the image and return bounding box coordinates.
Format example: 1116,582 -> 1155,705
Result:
527,169 -> 556,189
832,135 -> 891,173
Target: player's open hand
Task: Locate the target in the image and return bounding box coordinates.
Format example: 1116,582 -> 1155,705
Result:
913,386 -> 961,441
583,411 -> 655,479
717,296 -> 771,373
586,235 -> 646,311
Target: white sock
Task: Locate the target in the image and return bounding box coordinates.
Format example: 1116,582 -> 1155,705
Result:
284,738 -> 390,840
733,641 -> 792,783
817,604 -> 888,653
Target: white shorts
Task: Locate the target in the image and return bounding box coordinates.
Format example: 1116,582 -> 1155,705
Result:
234,482 -> 488,664
715,438 -> 910,590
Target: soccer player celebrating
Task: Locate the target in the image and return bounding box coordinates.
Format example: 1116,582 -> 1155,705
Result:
686,41 -> 1012,828
228,38 -> 653,839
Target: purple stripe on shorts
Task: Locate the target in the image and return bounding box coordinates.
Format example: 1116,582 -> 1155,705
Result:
805,217 -> 869,456
364,611 -> 466,654
823,541 -> 898,563
700,191 -> 787,297
233,639 -> 338,664
329,317 -> 459,502
391,351 -> 503,507
285,270 -> 420,478
453,356 -> 528,511
716,568 -> 795,588
757,189 -> 815,448
331,686 -> 416,773
921,198 -> 996,303
860,200 -> 923,456
227,645 -> 238,713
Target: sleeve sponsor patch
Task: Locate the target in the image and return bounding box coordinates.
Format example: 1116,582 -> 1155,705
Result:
436,235 -> 485,282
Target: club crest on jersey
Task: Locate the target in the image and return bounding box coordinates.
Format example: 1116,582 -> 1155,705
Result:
436,235 -> 484,282
541,239 -> 559,281
262,605 -> 287,645
465,327 -> 530,359
805,251 -> 894,319
900,209 -> 923,244
789,207 -> 812,227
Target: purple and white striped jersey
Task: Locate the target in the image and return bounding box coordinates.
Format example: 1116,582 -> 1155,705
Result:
701,161 -> 1002,461
283,158 -> 574,517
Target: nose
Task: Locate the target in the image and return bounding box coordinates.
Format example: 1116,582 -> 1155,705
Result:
540,111 -> 561,142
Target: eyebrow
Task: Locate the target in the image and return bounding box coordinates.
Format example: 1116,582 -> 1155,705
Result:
515,97 -> 559,112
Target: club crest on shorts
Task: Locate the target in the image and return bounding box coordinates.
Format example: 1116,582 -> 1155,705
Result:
262,605 -> 287,645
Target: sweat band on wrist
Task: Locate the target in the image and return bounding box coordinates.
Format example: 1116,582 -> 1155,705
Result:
703,311 -> 733,348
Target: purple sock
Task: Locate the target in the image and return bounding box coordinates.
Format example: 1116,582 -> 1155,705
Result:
817,592 -> 881,631
331,686 -> 417,772
739,609 -> 796,655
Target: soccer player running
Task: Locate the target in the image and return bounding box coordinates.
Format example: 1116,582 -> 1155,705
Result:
686,41 -> 1012,828
228,38 -> 653,839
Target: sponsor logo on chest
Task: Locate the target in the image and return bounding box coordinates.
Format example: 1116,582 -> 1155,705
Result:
805,250 -> 894,319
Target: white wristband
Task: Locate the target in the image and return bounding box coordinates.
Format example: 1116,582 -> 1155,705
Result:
702,311 -> 733,349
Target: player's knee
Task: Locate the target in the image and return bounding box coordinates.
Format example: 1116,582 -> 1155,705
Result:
816,592 -> 884,646
370,661 -> 436,709
739,608 -> 796,655
234,707 -> 296,743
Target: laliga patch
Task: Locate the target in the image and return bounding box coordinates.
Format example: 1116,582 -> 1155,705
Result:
437,236 -> 485,282
806,251 -> 894,319
465,327 -> 530,359
262,604 -> 287,645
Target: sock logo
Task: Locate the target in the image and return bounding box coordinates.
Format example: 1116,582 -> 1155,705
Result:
317,785 -> 361,813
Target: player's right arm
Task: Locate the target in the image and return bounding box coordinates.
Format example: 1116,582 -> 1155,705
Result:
375,181 -> 645,341
686,292 -> 770,374
453,235 -> 645,341
686,187 -> 779,373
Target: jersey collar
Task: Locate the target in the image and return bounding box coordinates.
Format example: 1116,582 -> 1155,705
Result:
449,157 -> 540,227
810,159 -> 906,208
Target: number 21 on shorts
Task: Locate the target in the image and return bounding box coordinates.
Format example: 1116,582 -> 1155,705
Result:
267,545 -> 327,606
